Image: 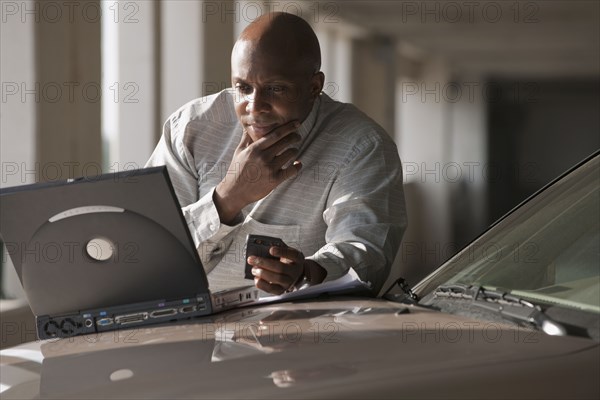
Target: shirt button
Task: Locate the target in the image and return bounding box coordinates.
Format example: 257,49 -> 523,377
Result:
209,223 -> 216,232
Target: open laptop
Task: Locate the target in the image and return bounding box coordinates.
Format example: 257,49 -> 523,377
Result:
0,166 -> 260,339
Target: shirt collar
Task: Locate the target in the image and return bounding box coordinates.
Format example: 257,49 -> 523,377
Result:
297,95 -> 321,141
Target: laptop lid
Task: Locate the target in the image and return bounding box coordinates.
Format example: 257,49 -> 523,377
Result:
0,167 -> 209,317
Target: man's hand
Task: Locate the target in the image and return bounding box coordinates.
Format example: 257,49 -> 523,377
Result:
248,245 -> 326,295
214,120 -> 303,224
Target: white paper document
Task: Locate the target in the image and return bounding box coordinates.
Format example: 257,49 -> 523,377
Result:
256,270 -> 372,303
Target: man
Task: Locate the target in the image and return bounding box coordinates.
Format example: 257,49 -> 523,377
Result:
146,12 -> 406,295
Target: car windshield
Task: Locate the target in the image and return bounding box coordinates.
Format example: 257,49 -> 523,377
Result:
415,153 -> 599,314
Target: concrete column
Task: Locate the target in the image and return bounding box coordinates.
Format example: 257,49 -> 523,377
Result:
35,0 -> 102,178
0,0 -> 37,300
352,36 -> 395,134
103,1 -> 158,169
448,75 -> 488,246
202,0 -> 234,96
395,57 -> 454,284
315,27 -> 353,104
160,0 -> 203,123
160,0 -> 234,125
1,0 -> 36,189
393,54 -> 489,285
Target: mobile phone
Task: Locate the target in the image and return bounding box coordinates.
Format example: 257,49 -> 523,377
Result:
244,234 -> 286,279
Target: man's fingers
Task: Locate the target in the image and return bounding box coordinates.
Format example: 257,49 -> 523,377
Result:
274,160 -> 302,183
251,266 -> 294,294
254,278 -> 287,295
236,129 -> 253,150
271,148 -> 299,170
248,255 -> 295,277
254,120 -> 300,150
248,244 -> 305,295
251,267 -> 287,285
266,133 -> 301,158
269,245 -> 303,262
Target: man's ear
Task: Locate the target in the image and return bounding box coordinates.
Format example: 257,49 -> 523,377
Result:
311,71 -> 325,98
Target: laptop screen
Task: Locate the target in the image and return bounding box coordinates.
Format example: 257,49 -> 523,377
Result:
0,167 -> 209,316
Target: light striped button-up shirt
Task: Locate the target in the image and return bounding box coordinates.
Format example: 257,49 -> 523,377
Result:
146,89 -> 407,294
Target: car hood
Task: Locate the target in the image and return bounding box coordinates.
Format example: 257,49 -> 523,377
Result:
1,297 -> 598,399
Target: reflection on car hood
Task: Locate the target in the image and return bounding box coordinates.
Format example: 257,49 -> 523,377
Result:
1,297 -> 598,399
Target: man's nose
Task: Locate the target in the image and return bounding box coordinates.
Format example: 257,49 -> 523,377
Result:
245,89 -> 272,114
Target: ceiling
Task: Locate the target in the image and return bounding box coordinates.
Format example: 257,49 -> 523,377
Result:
327,0 -> 599,78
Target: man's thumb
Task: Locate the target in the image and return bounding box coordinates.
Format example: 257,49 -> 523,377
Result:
237,129 -> 252,150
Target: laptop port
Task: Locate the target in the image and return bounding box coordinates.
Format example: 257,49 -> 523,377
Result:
149,308 -> 177,318
84,319 -> 94,328
60,318 -> 77,335
96,317 -> 114,327
43,321 -> 60,338
115,312 -> 148,325
179,305 -> 197,314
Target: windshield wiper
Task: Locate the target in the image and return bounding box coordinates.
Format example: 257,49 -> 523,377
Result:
383,278 -> 420,305
433,284 -> 567,336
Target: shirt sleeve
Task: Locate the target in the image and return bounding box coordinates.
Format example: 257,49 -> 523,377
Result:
145,112 -> 242,270
305,134 -> 407,294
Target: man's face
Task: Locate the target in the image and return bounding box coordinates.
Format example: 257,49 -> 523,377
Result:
231,40 -> 321,142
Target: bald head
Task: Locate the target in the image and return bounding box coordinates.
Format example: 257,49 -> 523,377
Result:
230,12 -> 325,142
234,12 -> 321,75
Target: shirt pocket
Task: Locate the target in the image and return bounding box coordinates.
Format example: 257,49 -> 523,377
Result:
238,215 -> 301,250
